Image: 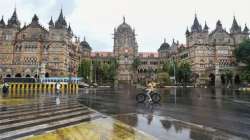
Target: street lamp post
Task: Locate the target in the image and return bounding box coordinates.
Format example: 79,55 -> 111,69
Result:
171,58 -> 176,85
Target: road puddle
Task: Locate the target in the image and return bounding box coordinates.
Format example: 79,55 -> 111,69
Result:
113,114 -> 243,140
23,117 -> 156,140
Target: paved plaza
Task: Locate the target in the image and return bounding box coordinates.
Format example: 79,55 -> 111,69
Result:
0,87 -> 250,140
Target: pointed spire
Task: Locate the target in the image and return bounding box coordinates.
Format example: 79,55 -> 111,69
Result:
186,27 -> 190,36
243,24 -> 249,34
8,7 -> 20,28
164,38 -> 166,43
216,20 -> 223,30
0,16 -> 5,27
49,16 -> 54,27
203,21 -> 209,32
191,14 -> 202,33
55,8 -> 67,29
67,23 -> 72,32
31,14 -> 39,24
230,16 -> 241,33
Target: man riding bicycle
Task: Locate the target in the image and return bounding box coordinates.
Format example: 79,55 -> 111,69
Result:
146,80 -> 157,102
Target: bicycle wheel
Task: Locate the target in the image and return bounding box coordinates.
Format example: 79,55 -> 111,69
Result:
151,93 -> 161,103
136,93 -> 146,103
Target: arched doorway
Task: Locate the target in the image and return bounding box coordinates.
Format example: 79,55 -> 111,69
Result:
25,74 -> 31,78
6,74 -> 11,77
45,73 -> 49,77
15,73 -> 22,77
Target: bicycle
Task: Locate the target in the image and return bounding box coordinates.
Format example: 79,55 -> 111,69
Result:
136,89 -> 161,103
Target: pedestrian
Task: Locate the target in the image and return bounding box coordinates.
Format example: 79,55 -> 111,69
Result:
2,82 -> 9,94
56,82 -> 61,92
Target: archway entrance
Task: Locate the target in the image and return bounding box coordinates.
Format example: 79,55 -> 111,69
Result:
209,73 -> 215,86
15,73 -> 22,77
25,74 -> 31,78
45,73 -> 49,77
6,74 -> 11,77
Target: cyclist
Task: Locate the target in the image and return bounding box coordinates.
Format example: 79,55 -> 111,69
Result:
146,80 -> 157,102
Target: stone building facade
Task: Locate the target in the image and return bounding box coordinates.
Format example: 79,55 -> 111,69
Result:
113,17 -> 138,82
91,18 -> 160,83
185,15 -> 249,81
0,9 -> 88,79
157,15 -> 249,85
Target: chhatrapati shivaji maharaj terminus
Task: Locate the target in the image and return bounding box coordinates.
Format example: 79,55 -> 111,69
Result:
0,8 -> 91,79
0,8 -> 249,84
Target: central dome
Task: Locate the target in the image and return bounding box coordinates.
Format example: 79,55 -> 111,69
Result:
117,17 -> 133,33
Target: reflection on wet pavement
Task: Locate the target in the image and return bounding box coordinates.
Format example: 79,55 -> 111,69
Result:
24,118 -> 156,140
78,87 -> 250,140
0,90 -> 103,140
0,87 -> 250,140
114,113 -> 242,140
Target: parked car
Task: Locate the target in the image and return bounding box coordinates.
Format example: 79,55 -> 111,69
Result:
78,82 -> 89,88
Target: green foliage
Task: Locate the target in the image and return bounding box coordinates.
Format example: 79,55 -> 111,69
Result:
235,39 -> 250,66
92,59 -> 118,83
223,69 -> 233,85
160,60 -> 192,85
157,72 -> 171,85
176,61 -> 192,84
235,40 -> 250,83
162,61 -> 175,76
132,57 -> 141,70
240,67 -> 250,82
78,59 -> 91,82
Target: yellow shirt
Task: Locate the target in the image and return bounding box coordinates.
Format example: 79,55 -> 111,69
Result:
147,82 -> 156,91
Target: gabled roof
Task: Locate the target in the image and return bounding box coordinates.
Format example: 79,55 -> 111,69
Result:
18,14 -> 48,34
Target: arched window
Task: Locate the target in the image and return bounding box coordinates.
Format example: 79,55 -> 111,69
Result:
15,73 -> 22,77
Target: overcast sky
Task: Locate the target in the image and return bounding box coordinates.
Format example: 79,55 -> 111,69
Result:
0,0 -> 250,52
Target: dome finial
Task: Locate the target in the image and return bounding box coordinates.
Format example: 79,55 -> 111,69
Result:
123,16 -> 125,23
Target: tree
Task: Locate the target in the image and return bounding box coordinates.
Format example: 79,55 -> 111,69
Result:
162,61 -> 175,76
235,39 -> 250,66
157,72 -> 171,86
176,61 -> 192,85
235,39 -> 250,82
78,59 -> 91,82
91,59 -> 118,84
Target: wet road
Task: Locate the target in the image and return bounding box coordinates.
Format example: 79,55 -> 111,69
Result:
78,87 -> 250,140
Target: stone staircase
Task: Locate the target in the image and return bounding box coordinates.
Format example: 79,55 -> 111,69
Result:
0,96 -> 103,140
